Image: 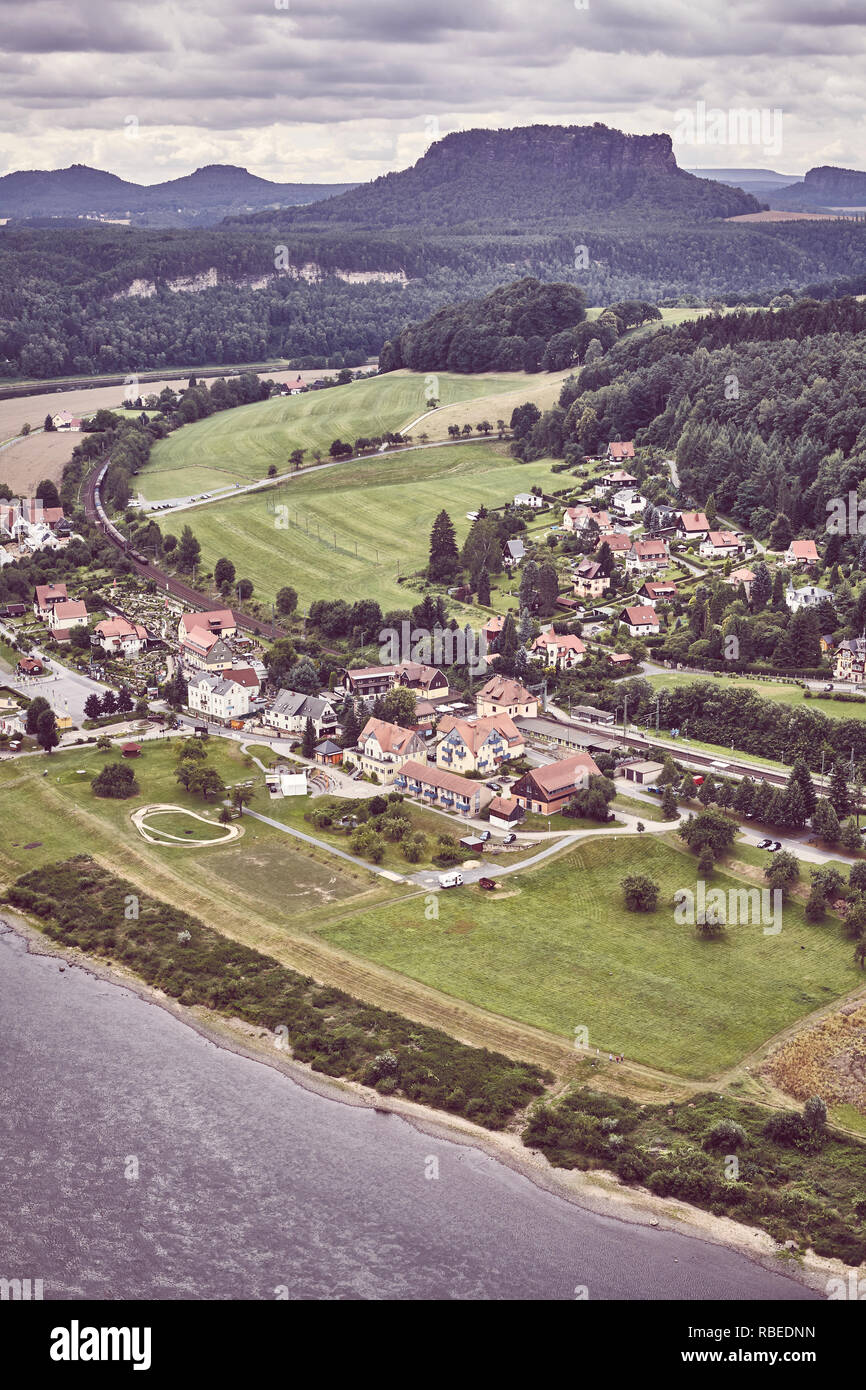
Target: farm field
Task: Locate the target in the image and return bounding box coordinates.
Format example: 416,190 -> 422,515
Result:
412,368 -> 575,442
178,442 -> 564,613
0,429 -> 79,493
317,832 -> 860,1078
645,669 -> 866,724
138,368 -> 557,501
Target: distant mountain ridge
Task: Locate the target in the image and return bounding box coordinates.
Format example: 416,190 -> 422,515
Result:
771,165 -> 866,210
273,123 -> 761,229
0,163 -> 357,227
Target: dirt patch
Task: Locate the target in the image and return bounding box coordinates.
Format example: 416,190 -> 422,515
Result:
762,1000 -> 866,1112
0,431 -> 77,493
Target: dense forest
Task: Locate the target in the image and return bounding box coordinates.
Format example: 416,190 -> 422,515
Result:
515,295 -> 866,539
4,121 -> 866,379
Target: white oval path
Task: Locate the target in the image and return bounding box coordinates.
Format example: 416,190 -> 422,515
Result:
132,803 -> 243,846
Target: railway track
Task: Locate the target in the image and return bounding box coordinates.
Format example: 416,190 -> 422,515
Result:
83,459 -> 291,642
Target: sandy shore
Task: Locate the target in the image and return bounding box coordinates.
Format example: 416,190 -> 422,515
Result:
3,908 -> 852,1298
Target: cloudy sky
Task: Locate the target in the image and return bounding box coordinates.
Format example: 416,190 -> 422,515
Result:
0,0 -> 864,183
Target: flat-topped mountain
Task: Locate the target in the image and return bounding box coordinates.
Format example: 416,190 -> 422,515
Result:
276,123 -> 761,229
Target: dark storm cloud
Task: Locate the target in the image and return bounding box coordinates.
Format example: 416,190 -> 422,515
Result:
0,0 -> 863,180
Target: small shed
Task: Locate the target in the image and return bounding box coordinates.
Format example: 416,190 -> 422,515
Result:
314,739 -> 343,766
616,758 -> 664,785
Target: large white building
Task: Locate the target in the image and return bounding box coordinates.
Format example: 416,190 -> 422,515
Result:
187,672 -> 251,724
264,689 -> 338,738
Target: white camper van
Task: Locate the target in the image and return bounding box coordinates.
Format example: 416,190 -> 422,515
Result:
438,871 -> 464,889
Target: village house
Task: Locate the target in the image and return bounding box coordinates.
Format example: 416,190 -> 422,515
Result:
572,560 -> 610,600
16,656 -> 43,676
514,492 -> 544,509
676,511 -> 710,542
618,604 -> 661,637
436,712 -> 524,774
503,537 -> 526,568
625,538 -> 669,574
177,608 -> 237,645
265,689 -> 338,738
607,651 -> 633,669
834,638 -> 866,682
604,441 -> 636,467
50,599 -> 88,637
563,505 -> 612,534
785,583 -> 832,613
33,582 -> 68,622
344,661 -> 448,701
637,580 -> 678,607
511,751 -> 602,816
603,532 -> 633,560
187,672 -> 252,724
222,666 -> 261,699
785,538 -> 820,568
94,615 -> 148,657
51,411 -> 82,431
610,488 -> 647,517
532,627 -> 586,668
394,760 -> 492,817
180,628 -> 234,671
726,566 -> 756,600
476,675 -> 538,719
355,717 -> 427,784
481,614 -> 505,647
699,530 -> 746,560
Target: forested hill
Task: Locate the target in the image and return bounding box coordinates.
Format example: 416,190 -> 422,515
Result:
379,277 -> 597,373
516,295 -> 866,542
0,163 -> 357,227
264,124 -> 761,230
772,165 -> 866,211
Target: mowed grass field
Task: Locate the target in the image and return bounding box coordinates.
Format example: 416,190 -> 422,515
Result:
139,368 -> 556,501
317,833 -> 860,1078
0,742 -> 396,937
181,442 -> 564,612
645,670 -> 866,723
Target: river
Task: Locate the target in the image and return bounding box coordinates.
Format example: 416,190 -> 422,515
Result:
0,926 -> 818,1301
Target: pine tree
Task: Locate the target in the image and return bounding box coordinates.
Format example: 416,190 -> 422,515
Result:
733,777 -> 754,817
751,562 -> 772,611
811,797 -> 840,843
302,715 -> 316,758
476,568 -> 491,606
829,761 -> 851,818
340,702 -> 361,750
428,510 -> 459,582
661,784 -> 678,820
788,758 -> 817,818
840,817 -> 862,853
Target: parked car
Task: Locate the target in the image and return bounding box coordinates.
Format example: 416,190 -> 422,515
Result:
647,785 -> 663,795
757,838 -> 773,849
767,841 -> 783,852
478,877 -> 498,891
824,684 -> 834,692
692,775 -> 704,786
485,781 -> 501,792
477,829 -> 491,842
501,833 -> 517,845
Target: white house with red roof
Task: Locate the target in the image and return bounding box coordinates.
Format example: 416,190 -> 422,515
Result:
676,511 -> 710,541
50,599 -> 88,635
699,530 -> 746,559
33,582 -> 68,621
355,717 -> 427,784
785,538 -> 819,567
625,538 -> 669,573
532,627 -> 586,668
476,676 -> 538,719
726,566 -> 756,600
177,609 -> 237,644
95,615 -> 148,656
637,580 -> 679,607
605,441 -> 635,464
618,604 -> 661,637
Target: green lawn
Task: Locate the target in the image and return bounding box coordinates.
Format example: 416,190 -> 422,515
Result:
317,833 -> 861,1077
0,742 -> 391,927
177,443 -> 565,613
138,368 -> 555,501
